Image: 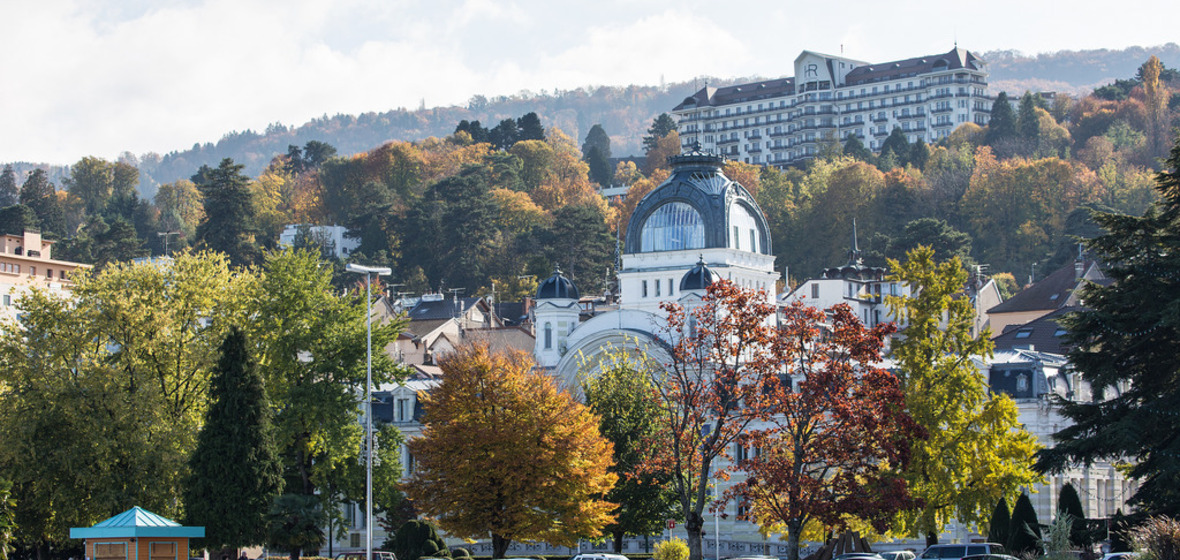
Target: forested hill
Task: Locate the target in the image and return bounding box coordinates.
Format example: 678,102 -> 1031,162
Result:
8,44 -> 1179,196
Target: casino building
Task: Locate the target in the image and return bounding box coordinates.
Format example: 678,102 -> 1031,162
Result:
672,47 -> 991,167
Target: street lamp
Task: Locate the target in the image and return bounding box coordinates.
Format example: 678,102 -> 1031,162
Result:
345,263 -> 391,560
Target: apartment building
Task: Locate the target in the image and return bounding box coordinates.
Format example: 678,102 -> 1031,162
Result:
672,47 -> 991,167
0,230 -> 90,321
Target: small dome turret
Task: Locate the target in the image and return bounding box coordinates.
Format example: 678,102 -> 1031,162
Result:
536,268 -> 579,300
680,257 -> 718,292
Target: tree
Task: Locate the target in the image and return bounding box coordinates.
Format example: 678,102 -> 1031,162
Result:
0,166 -> 19,208
583,125 -> 614,187
887,247 -> 1042,545
66,156 -> 116,216
1057,483 -> 1089,549
582,351 -> 679,552
986,92 -> 1018,147
843,136 -> 872,162
889,218 -> 973,264
516,112 -> 545,142
644,281 -> 787,560
388,520 -> 449,560
879,127 -> 910,169
1008,493 -> 1042,557
988,498 -> 1011,547
0,479 -> 13,560
910,139 -> 930,170
400,169 -> 498,292
404,344 -> 616,559
541,203 -> 613,294
643,113 -> 678,154
1036,137 -> 1180,517
193,158 -> 259,266
726,301 -> 919,560
582,124 -> 612,162
1018,92 -> 1043,148
0,205 -> 40,236
266,493 -> 326,560
19,169 -> 64,237
185,328 -> 284,550
489,119 -> 520,150
1141,56 -> 1170,159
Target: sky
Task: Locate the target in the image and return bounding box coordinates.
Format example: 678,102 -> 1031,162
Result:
2,0 -> 1177,165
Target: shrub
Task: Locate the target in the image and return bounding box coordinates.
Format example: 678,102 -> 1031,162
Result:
450,549 -> 470,559
388,520 -> 450,560
1131,516 -> 1180,560
654,538 -> 689,560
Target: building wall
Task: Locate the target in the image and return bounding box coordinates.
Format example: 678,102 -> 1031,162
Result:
0,231 -> 89,322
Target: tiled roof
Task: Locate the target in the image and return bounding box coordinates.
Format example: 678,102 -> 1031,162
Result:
992,307 -> 1079,355
673,79 -> 795,111
989,260 -> 1106,314
407,296 -> 483,321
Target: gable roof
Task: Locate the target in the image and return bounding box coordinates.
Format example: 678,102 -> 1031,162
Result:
992,306 -> 1079,354
988,260 -> 1106,315
407,296 -> 485,322
845,47 -> 985,86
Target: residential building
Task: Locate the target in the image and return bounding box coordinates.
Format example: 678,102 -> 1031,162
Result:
0,230 -> 90,321
987,258 -> 1107,335
277,224 -> 359,259
672,47 -> 990,167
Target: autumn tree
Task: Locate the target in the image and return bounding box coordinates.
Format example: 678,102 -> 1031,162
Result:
582,351 -> 678,553
185,328 -> 284,550
645,280 -> 784,560
405,344 -> 616,558
1036,137 -> 1180,517
1141,56 -> 1170,159
726,301 -> 919,560
643,113 -> 678,154
154,179 -> 204,248
887,246 -> 1042,545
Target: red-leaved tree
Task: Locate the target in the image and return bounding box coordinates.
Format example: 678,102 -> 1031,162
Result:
726,301 -> 922,560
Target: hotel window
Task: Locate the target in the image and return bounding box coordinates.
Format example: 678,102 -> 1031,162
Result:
544,323 -> 552,349
642,280 -> 648,298
811,283 -> 819,299
655,279 -> 661,297
667,278 -> 673,296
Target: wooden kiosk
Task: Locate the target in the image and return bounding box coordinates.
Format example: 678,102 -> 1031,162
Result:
71,507 -> 205,560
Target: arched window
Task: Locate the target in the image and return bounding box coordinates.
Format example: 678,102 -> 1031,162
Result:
729,203 -> 760,253
544,323 -> 552,350
641,202 -> 705,252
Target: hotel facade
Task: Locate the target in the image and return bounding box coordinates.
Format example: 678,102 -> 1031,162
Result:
672,47 -> 991,167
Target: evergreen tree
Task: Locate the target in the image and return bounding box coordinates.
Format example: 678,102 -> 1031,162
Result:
300,140 -> 337,170
582,124 -> 612,161
986,92 -> 1018,146
0,165 -> 19,208
987,498 -> 1011,546
1057,482 -> 1088,549
1110,510 -> 1132,553
489,119 -> 520,150
401,169 -> 498,292
1037,136 -> 1180,517
0,205 -> 40,236
516,112 -> 545,141
388,519 -> 450,560
879,127 -> 910,168
185,328 -> 284,549
910,139 -> 930,170
455,120 -> 489,144
542,203 -> 614,294
843,136 -> 872,161
193,158 -> 260,266
1008,493 -> 1043,557
642,113 -> 678,154
1018,92 -> 1042,144
19,169 -> 64,237
582,125 -> 613,186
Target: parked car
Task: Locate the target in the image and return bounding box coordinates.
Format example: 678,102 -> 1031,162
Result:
1102,553 -> 1138,560
334,552 -> 397,560
960,554 -> 1020,560
571,554 -> 629,560
833,554 -> 884,560
880,551 -> 916,560
920,544 -> 1007,560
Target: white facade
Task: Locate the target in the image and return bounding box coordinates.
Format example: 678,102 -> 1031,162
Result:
278,224 -> 360,259
673,47 -> 991,167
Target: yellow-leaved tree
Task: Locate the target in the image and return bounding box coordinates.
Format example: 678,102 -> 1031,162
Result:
405,344 -> 617,558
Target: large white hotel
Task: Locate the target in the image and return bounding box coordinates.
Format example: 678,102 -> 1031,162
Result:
672,47 -> 991,167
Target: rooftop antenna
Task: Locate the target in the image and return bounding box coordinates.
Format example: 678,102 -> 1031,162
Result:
847,218 -> 862,265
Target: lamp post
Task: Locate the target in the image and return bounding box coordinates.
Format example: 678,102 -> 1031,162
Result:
346,263 -> 391,560
157,231 -> 179,257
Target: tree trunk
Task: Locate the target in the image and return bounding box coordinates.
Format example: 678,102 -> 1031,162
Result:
787,520 -> 803,560
686,511 -> 705,560
613,531 -> 624,553
926,531 -> 938,547
492,534 -> 511,559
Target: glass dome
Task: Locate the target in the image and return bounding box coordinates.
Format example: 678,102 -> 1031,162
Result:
640,202 -> 705,252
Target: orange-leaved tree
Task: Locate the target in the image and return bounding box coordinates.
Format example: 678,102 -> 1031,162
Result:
725,301 -> 921,560
404,344 -> 617,558
645,280 -> 783,560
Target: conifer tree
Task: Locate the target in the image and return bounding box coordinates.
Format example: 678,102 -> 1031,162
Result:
1057,483 -> 1088,548
986,92 -> 1018,146
19,169 -> 64,237
643,113 -> 678,154
185,327 -> 284,549
516,112 -> 546,142
987,498 -> 1011,546
0,165 -> 17,208
1008,493 -> 1042,557
1018,92 -> 1042,145
193,158 -> 259,266
1037,136 -> 1180,517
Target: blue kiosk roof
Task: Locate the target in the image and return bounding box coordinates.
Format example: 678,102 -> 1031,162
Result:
70,507 -> 205,539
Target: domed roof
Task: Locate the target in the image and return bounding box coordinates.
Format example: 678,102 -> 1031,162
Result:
624,143 -> 771,256
536,268 -> 579,300
680,257 -> 718,292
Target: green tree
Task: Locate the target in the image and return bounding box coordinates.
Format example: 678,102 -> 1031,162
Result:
843,136 -> 872,162
0,479 -> 12,560
266,493 -> 326,560
541,202 -> 613,294
193,158 -> 260,266
887,246 -> 1042,545
1018,92 -> 1043,150
1057,482 -> 1088,549
65,156 -> 116,216
19,169 -> 64,237
388,519 -> 449,560
889,218 -> 973,264
405,344 -> 616,559
401,169 -> 498,292
0,165 -> 19,208
1008,493 -> 1042,556
582,351 -> 679,552
516,112 -> 545,142
1036,137 -> 1180,517
879,127 -> 910,169
489,119 -> 520,150
185,328 -> 284,550
583,124 -> 613,186
986,92 -> 1018,147
988,498 -> 1011,547
0,205 -> 40,236
643,113 -> 678,154
910,139 -> 930,170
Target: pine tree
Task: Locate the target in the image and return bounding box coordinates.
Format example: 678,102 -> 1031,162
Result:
987,498 -> 1011,546
642,113 -> 678,154
0,165 -> 18,208
1037,136 -> 1180,517
185,328 -> 284,549
18,169 -> 65,236
1018,92 -> 1042,145
516,112 -> 545,142
879,127 -> 910,169
986,92 -> 1018,146
193,158 -> 260,266
1008,493 -> 1042,557
843,136 -> 871,161
582,125 -> 613,186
